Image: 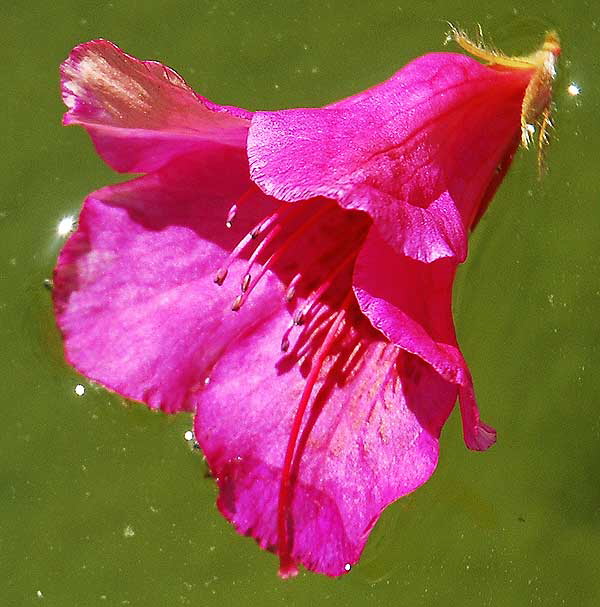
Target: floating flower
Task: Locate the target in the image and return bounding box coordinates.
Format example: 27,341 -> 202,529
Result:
53,30 -> 559,577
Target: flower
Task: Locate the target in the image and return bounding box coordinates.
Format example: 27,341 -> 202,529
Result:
53,31 -> 559,577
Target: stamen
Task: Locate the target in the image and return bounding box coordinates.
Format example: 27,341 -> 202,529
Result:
225,206 -> 237,229
295,306 -> 337,360
280,302 -> 327,353
214,268 -> 228,285
239,222 -> 285,289
285,274 -> 301,302
282,217 -> 368,306
294,248 -> 358,323
231,294 -> 243,312
214,204 -> 289,286
280,246 -> 361,355
250,210 -> 281,239
225,183 -> 259,228
231,201 -> 337,310
277,293 -> 353,578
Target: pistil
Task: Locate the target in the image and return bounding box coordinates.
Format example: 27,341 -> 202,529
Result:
277,293 -> 353,578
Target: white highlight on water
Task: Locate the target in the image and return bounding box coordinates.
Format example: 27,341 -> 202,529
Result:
123,525 -> 135,538
57,216 -> 75,237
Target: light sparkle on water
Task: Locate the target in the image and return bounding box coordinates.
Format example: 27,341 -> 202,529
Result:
56,215 -> 75,237
123,525 -> 135,538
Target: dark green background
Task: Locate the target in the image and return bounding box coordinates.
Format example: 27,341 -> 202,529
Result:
2,1 -> 597,605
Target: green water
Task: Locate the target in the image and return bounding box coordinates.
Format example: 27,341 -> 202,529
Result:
2,1 -> 598,605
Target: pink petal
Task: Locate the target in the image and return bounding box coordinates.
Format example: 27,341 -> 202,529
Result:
353,226 -> 496,450
53,149 -> 281,413
195,311 -> 458,576
61,40 -> 251,173
248,53 -> 532,262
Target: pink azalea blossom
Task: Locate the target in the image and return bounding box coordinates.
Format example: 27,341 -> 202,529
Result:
53,33 -> 559,577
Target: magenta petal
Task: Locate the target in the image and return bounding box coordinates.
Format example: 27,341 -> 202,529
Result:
458,383 -> 497,451
195,311 -> 457,576
353,227 -> 496,450
61,40 -> 252,172
248,53 -> 531,262
353,227 -> 458,371
53,150 -> 281,413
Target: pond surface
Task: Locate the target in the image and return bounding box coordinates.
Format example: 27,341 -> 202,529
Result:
2,1 -> 598,605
